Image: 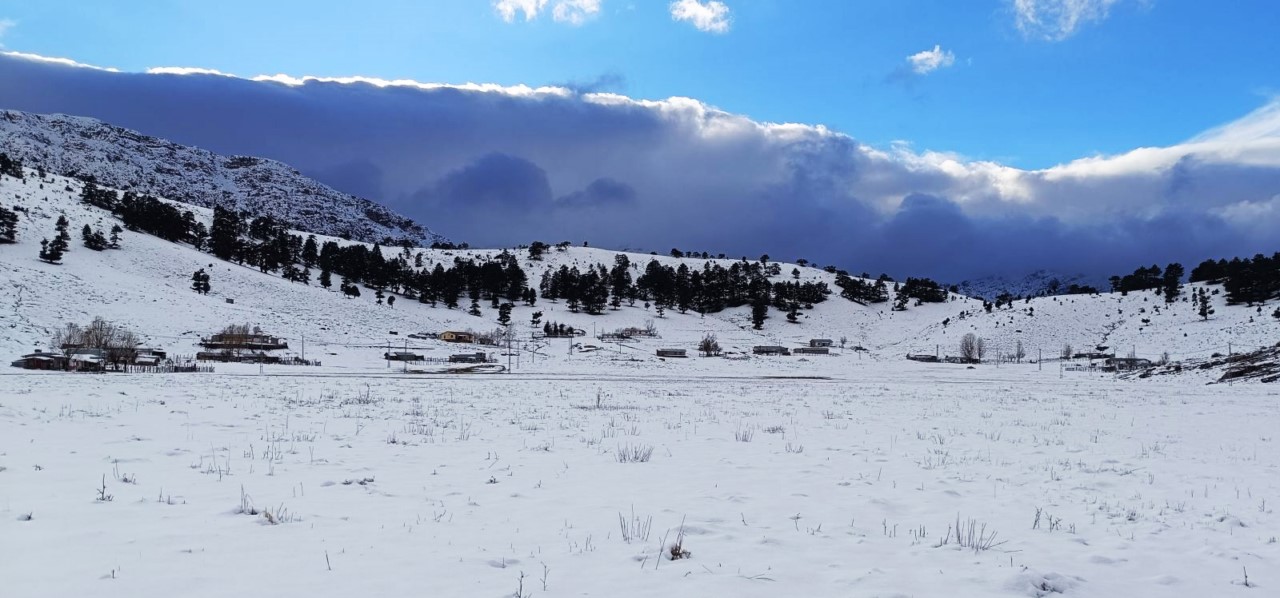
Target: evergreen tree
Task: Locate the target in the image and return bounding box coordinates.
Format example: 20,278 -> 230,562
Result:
386,294 -> 396,308
38,236 -> 66,264
301,235 -> 318,267
209,206 -> 243,260
54,215 -> 71,247
109,224 -> 123,249
191,268 -> 212,294
319,268 -> 332,289
1161,263 -> 1184,303
497,302 -> 513,326
0,204 -> 18,243
750,296 -> 768,330
1197,288 -> 1215,320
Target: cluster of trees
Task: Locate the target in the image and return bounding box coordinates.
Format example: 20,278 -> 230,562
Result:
1190,253 -> 1280,305
50,317 -> 140,369
541,321 -> 579,337
1108,263 -> 1185,302
81,223 -> 121,251
834,273 -> 890,304
894,277 -> 949,310
81,182 -> 206,246
538,254 -> 829,324
959,333 -> 986,362
38,216 -> 71,264
834,272 -> 949,310
0,152 -> 24,180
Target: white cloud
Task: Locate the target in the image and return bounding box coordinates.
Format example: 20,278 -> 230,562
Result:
1011,0 -> 1127,41
147,66 -> 236,77
907,45 -> 955,75
1,50 -> 118,72
552,0 -> 602,24
494,0 -> 548,23
0,18 -> 15,46
670,0 -> 731,34
494,0 -> 600,25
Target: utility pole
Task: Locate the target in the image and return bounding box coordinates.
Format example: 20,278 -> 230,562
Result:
403,339 -> 408,373
1038,348 -> 1042,371
386,341 -> 390,369
301,333 -> 305,362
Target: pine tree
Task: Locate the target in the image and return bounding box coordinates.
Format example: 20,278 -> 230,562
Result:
1162,263 -> 1184,303
38,237 -> 65,264
0,204 -> 18,243
497,302 -> 513,326
1197,288 -> 1214,320
386,294 -> 396,308
191,268 -> 211,294
109,225 -> 123,249
319,268 -> 332,289
750,297 -> 768,330
54,216 -> 71,248
302,235 -> 318,267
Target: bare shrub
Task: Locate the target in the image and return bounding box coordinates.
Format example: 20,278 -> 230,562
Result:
615,443 -> 654,463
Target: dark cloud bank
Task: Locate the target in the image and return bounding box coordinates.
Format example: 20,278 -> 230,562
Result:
1,53 -> 1277,281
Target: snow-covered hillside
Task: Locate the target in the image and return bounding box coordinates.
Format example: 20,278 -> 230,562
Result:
0,110 -> 440,246
2,168 -> 1274,380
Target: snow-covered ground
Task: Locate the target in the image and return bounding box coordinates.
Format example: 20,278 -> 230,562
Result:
2,168 -> 1279,597
2,369 -> 1277,597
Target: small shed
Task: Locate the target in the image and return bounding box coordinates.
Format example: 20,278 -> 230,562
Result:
795,347 -> 829,355
656,348 -> 687,358
384,351 -> 425,362
449,352 -> 489,364
906,353 -> 940,363
10,351 -> 66,370
809,339 -> 835,348
753,346 -> 791,356
1104,357 -> 1153,371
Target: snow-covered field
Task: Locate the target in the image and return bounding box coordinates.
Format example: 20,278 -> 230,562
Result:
2,367 -> 1277,597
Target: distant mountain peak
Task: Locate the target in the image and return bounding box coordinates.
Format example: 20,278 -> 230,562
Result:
953,269 -> 1096,301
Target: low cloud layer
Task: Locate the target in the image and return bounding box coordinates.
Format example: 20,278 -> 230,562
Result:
0,51 -> 1275,281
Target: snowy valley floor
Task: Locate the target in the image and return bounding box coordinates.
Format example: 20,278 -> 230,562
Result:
1,368 -> 1277,597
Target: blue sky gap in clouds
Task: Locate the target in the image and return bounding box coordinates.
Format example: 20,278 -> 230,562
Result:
0,0 -> 1276,279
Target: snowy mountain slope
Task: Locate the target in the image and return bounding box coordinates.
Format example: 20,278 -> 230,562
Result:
0,109 -> 440,246
954,269 -> 1097,301
1,168 -> 1275,378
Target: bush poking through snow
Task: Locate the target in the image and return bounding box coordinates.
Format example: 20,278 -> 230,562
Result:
936,514 -> 1006,554
618,507 -> 653,543
668,518 -> 691,560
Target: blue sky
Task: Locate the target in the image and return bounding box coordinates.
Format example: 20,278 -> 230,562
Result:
0,0 -> 1276,169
